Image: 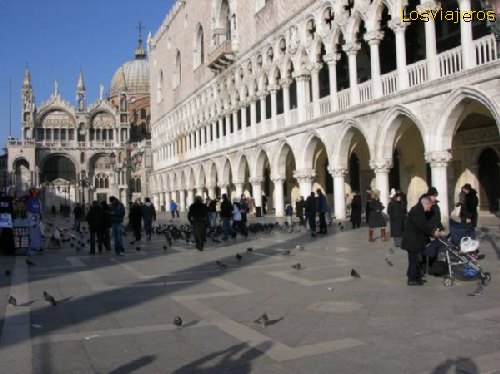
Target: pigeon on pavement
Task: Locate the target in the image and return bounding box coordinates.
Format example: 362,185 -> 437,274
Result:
236,253 -> 242,261
26,259 -> 35,266
351,269 -> 361,279
281,250 -> 291,256
174,316 -> 182,327
388,247 -> 395,255
43,291 -> 57,306
295,244 -> 304,251
8,295 -> 17,306
246,247 -> 253,253
385,257 -> 394,266
254,313 -> 269,328
216,261 -> 228,269
291,263 -> 303,270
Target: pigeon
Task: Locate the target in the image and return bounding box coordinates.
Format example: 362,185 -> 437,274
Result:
254,313 -> 269,328
295,244 -> 304,251
281,250 -> 291,256
43,291 -> 57,306
327,287 -> 335,292
129,241 -> 135,245
216,261 -> 228,269
467,283 -> 483,297
340,225 -> 344,231
26,259 -> 35,266
163,245 -> 167,251
8,295 -> 17,306
291,263 -> 303,270
351,269 -> 361,279
246,247 -> 253,253
174,316 -> 183,327
385,257 -> 394,267
236,253 -> 242,261
136,247 -> 141,251
5,270 -> 11,276
388,247 -> 395,255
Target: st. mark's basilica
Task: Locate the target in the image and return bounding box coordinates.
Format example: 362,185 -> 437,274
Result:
5,36 -> 152,210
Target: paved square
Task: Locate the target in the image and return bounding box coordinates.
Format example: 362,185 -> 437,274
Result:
1,216 -> 500,373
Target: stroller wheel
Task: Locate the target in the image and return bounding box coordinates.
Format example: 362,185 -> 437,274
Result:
481,272 -> 491,286
443,276 -> 453,287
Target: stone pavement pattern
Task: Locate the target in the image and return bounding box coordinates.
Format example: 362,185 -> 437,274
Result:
1,216 -> 500,374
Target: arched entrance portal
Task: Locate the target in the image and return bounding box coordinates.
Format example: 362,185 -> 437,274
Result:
478,148 -> 499,212
13,158 -> 31,194
40,155 -> 77,210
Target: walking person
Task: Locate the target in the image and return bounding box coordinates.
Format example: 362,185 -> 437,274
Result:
188,196 -> 209,251
73,203 -> 85,233
232,198 -> 246,237
86,201 -> 104,254
296,196 -> 305,227
206,197 -> 217,236
401,197 -> 443,286
458,183 -> 479,228
129,200 -> 142,244
220,194 -> 234,240
388,192 -> 407,249
368,190 -> 387,242
316,189 -> 328,234
305,192 -> 317,237
26,188 -> 43,254
141,197 -> 156,241
109,196 -> 126,255
285,201 -> 293,227
101,201 -> 112,251
350,191 -> 362,229
170,200 -> 178,219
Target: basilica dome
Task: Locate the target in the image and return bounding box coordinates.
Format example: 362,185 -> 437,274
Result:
110,39 -> 150,98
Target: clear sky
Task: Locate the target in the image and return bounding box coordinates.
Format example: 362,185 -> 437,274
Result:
0,0 -> 175,147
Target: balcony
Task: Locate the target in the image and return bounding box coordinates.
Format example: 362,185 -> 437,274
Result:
207,40 -> 235,73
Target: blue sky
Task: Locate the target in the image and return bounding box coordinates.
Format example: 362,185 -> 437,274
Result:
0,0 -> 175,147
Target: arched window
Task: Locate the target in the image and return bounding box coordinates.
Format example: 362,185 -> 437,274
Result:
174,50 -> 181,88
120,94 -> 127,112
195,25 -> 205,68
157,70 -> 163,103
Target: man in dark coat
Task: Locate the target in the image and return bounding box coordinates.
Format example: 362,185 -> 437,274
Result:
459,183 -> 479,227
101,201 -> 112,251
350,192 -> 362,229
129,200 -> 142,244
188,196 -> 209,251
388,193 -> 406,248
109,196 -> 126,255
141,197 -> 157,241
220,194 -> 234,240
368,190 -> 387,242
86,201 -> 104,254
305,192 -> 317,237
401,197 -> 442,286
316,189 -> 328,234
73,203 -> 85,233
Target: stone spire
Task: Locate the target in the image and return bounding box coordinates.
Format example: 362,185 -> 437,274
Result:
23,64 -> 31,89
76,69 -> 86,111
77,69 -> 85,92
21,64 -> 35,133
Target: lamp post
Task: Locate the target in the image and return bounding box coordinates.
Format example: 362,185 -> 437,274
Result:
79,170 -> 90,209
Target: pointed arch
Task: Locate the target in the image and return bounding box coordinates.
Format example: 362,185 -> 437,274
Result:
330,119 -> 372,168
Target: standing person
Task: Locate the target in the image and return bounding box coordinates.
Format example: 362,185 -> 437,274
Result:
206,197 -> 217,236
170,200 -> 178,219
459,183 -> 479,227
232,198 -> 246,237
316,189 -> 328,234
421,187 -> 443,273
101,201 -> 112,251
285,201 -> 293,226
240,194 -> 248,227
220,194 -> 234,240
73,203 -> 84,233
26,188 -> 43,254
188,196 -> 209,251
129,200 -> 142,244
141,197 -> 156,241
350,192 -> 362,229
401,197 -> 442,286
388,193 -> 406,249
396,188 -> 408,212
305,192 -> 317,237
365,188 -> 373,224
295,196 -> 305,227
86,201 -> 104,254
262,195 -> 267,215
368,190 -> 387,242
109,196 -> 125,256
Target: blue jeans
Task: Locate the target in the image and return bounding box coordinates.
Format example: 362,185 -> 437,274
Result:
222,217 -> 233,239
112,224 -> 124,254
144,218 -> 153,239
209,212 -> 217,231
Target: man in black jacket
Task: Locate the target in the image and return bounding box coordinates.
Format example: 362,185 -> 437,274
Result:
86,201 -> 104,254
305,192 -> 317,237
188,196 -> 209,251
459,183 -> 479,228
401,197 -> 442,286
220,194 -> 234,240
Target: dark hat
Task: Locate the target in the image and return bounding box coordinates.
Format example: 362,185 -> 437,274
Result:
427,187 -> 438,196
462,183 -> 472,190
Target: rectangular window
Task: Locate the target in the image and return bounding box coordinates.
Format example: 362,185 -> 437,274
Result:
237,110 -> 242,130
256,100 -> 261,123
266,94 -> 272,119
246,105 -> 251,127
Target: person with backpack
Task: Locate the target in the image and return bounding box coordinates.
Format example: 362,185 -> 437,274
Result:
316,189 -> 329,235
109,196 -> 125,255
27,188 -> 43,253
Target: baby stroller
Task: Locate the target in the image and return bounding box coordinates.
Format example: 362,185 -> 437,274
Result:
425,220 -> 491,287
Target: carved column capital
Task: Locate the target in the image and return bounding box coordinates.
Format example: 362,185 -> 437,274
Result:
343,42 -> 361,55
425,151 -> 452,168
249,177 -> 264,184
364,30 -> 385,45
328,167 -> 348,178
270,173 -> 286,183
370,159 -> 393,173
417,0 -> 440,12
293,169 -> 316,182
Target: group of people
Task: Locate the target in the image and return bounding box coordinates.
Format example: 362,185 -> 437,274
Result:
129,198 -> 157,243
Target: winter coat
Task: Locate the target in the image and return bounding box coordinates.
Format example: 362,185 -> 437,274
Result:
232,203 -> 242,221
101,202 -> 112,228
316,193 -> 328,213
73,205 -> 85,221
129,204 -> 142,227
110,200 -> 125,225
188,200 -> 208,242
86,203 -> 104,232
220,199 -> 233,218
460,189 -> 479,227
141,202 -> 156,222
350,195 -> 362,224
427,203 -> 443,231
401,202 -> 437,253
285,204 -> 293,217
368,200 -> 386,228
170,201 -> 177,212
388,201 -> 406,237
207,200 -> 217,213
365,198 -> 372,224
295,200 -> 304,217
305,196 -> 317,217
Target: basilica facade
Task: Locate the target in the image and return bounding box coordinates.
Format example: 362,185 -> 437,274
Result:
7,37 -> 153,210
149,0 -> 500,220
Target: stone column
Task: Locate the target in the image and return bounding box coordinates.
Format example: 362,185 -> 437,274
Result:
325,54 -> 340,111
186,188 -> 194,208
225,113 -> 231,144
240,105 -> 247,131
295,75 -> 310,122
217,117 -> 223,144
165,191 -> 171,209
259,92 -> 267,127
207,185 -> 216,199
280,78 -> 291,127
218,182 -> 228,198
365,30 -> 384,98
271,175 -> 286,217
269,86 -> 278,130
344,43 -> 361,105
293,169 -> 316,199
418,0 -> 439,80
250,97 -> 257,138
426,151 -> 452,223
249,177 -> 263,211
157,193 -> 163,211
234,180 -> 244,199
310,64 -> 321,117
195,186 -> 204,198
370,159 -> 392,211
179,190 -> 186,212
458,0 -> 475,69
389,20 -> 408,90
329,168 -> 348,220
